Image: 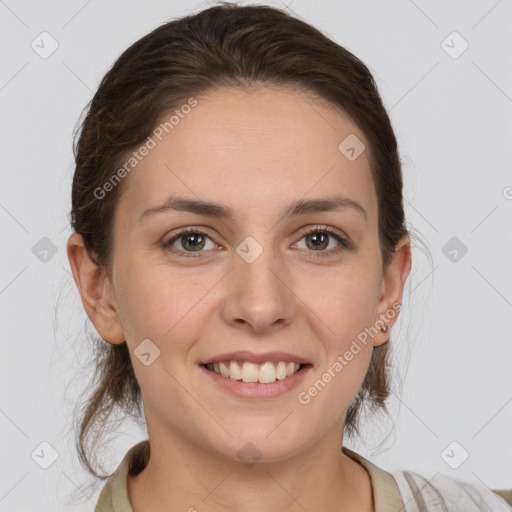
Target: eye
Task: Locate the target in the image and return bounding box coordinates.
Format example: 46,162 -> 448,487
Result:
294,226 -> 350,256
162,225 -> 351,259
163,228 -> 217,258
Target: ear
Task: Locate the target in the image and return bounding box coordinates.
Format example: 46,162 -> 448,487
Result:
66,232 -> 125,344
373,233 -> 411,347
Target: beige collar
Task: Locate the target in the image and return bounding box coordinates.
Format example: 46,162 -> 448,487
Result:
343,445 -> 404,510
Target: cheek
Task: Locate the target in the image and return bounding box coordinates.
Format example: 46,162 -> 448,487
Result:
298,289 -> 375,418
300,264 -> 381,339
115,267 -> 204,396
115,259 -> 207,340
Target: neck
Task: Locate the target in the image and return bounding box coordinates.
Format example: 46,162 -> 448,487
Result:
126,422 -> 374,512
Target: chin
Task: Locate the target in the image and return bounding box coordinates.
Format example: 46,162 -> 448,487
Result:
205,427 -> 306,465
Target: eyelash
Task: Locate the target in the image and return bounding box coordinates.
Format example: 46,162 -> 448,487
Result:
162,225 -> 351,259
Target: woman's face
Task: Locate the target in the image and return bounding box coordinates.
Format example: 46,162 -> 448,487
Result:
89,85 -> 409,462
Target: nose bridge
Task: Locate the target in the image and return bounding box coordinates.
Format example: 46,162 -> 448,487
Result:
235,234 -> 281,299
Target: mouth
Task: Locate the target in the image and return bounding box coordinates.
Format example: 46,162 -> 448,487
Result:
199,360 -> 313,399
200,360 -> 312,384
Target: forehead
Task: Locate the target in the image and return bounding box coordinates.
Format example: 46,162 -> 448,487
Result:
115,85 -> 377,225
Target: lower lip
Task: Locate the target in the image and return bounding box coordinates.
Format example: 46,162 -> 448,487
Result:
199,364 -> 313,399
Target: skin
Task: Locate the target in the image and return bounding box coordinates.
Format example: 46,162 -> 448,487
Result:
67,84 -> 411,512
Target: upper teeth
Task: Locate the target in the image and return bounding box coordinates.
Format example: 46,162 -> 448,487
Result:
206,361 -> 301,383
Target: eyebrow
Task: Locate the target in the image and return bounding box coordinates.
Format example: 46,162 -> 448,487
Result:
137,195 -> 367,223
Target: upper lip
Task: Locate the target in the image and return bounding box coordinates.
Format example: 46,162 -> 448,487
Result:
200,351 -> 312,366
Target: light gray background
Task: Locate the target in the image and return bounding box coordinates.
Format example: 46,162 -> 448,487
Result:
1,0 -> 511,510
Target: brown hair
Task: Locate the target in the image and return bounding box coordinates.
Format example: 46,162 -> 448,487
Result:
69,1 -> 410,479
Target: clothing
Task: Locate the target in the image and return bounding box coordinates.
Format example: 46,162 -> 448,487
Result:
95,440 -> 511,511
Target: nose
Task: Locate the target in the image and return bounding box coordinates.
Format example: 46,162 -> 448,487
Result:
220,239 -> 296,335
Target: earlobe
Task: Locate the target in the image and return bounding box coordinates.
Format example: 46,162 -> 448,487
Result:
373,234 -> 412,347
66,233 -> 126,344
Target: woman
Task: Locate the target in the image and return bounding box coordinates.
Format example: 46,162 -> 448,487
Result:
66,3 -> 511,511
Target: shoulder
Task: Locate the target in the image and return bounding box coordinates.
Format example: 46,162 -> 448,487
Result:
390,469 -> 512,512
